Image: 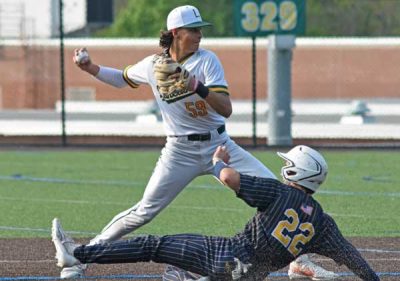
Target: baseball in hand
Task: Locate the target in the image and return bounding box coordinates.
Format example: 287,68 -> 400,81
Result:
75,50 -> 90,65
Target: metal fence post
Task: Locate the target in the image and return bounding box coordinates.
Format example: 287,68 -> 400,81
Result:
59,0 -> 66,146
267,35 -> 295,146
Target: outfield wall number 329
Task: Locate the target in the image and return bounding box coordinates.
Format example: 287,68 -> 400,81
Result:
234,0 -> 305,36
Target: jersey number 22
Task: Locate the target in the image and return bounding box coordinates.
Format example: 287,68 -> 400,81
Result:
271,208 -> 315,256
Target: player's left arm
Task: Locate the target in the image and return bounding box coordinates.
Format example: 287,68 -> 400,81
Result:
312,215 -> 380,281
202,89 -> 232,118
201,52 -> 232,118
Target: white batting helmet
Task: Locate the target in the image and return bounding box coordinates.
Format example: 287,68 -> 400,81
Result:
277,145 -> 328,192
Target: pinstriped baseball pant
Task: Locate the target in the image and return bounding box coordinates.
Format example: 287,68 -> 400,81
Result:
74,234 -> 238,280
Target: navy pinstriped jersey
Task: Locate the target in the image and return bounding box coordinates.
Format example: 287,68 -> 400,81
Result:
231,174 -> 379,280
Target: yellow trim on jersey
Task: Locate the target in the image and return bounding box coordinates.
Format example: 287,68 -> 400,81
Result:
208,86 -> 230,96
123,65 -> 140,89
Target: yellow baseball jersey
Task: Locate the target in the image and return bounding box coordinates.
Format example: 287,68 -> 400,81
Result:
123,48 -> 229,136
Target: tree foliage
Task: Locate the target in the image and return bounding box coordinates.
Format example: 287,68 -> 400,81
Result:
96,0 -> 234,38
95,0 -> 400,37
306,0 -> 400,36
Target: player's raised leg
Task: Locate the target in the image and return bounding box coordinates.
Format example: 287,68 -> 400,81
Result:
61,140 -> 204,278
90,144 -> 203,244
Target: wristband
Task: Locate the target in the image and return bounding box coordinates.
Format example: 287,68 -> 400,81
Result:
213,160 -> 229,178
195,81 -> 209,99
212,157 -> 224,166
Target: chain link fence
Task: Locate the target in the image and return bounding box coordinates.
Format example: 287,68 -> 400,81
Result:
0,0 -> 400,147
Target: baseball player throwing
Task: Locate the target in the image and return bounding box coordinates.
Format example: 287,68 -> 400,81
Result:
65,5 -> 335,280
52,145 -> 379,280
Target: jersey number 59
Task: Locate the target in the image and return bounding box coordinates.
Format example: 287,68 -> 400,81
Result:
185,101 -> 208,118
271,208 -> 315,256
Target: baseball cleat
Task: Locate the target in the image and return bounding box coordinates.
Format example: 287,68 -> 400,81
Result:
51,218 -> 80,268
288,256 -> 339,280
60,264 -> 87,279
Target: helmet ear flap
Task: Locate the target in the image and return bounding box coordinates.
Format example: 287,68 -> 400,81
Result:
279,154 -> 295,182
285,169 -> 297,176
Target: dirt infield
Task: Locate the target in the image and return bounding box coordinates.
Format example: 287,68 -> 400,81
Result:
0,237 -> 399,280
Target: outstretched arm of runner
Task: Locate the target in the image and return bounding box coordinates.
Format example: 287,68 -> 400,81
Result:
212,145 -> 240,192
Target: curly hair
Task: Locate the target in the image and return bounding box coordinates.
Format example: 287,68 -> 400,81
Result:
159,30 -> 173,56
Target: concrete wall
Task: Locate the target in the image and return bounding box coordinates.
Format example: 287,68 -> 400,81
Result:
0,38 -> 399,109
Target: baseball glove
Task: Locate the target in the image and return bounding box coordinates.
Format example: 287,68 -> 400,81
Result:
153,55 -> 196,103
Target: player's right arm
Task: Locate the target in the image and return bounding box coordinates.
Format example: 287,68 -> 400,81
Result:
212,145 -> 239,190
73,48 -> 128,88
212,146 -> 277,208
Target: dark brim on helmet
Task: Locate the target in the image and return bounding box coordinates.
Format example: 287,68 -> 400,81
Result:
182,21 -> 212,28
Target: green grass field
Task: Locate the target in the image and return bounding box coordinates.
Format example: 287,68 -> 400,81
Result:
0,148 -> 398,238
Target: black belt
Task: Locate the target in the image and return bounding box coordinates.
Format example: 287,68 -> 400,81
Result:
172,125 -> 225,141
